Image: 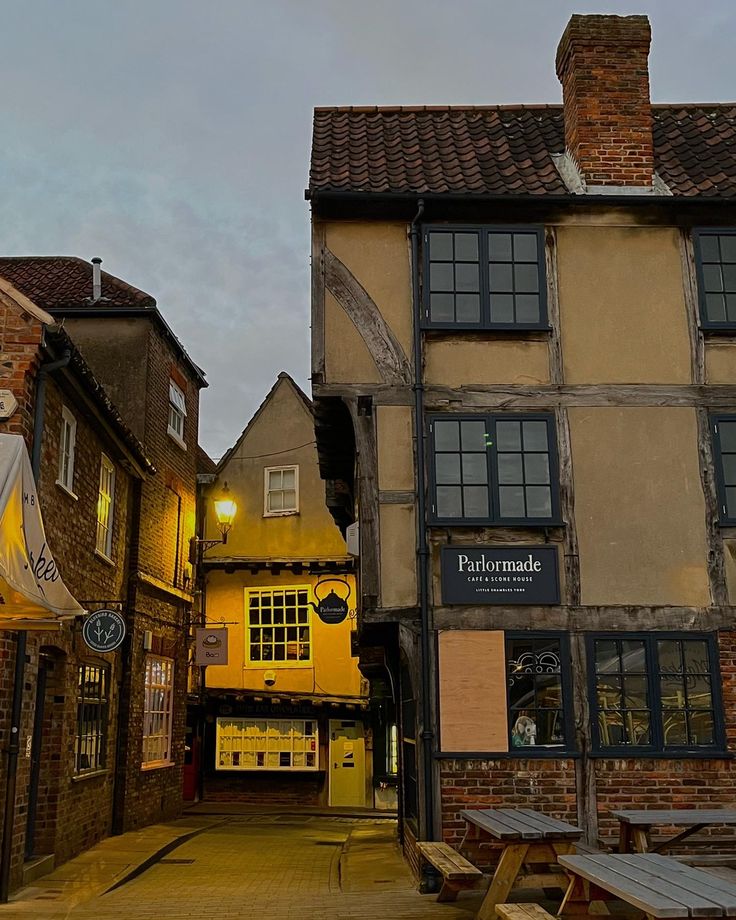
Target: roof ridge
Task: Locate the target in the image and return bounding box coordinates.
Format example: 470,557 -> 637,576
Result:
314,102 -> 736,114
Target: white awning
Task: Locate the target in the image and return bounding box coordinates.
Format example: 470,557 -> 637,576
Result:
0,434 -> 85,628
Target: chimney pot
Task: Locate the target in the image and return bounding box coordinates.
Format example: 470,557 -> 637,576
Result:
91,257 -> 102,301
556,14 -> 653,188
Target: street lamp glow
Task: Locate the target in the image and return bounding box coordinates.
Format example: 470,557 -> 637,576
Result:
214,483 -> 237,544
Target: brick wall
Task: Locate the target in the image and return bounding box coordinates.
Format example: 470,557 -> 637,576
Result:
0,295 -> 42,444
203,772 -> 323,807
555,14 -> 654,186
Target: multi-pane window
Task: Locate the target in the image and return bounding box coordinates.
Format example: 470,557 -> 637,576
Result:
694,230 -> 736,327
246,586 -> 311,664
142,655 -> 174,766
57,406 -> 77,495
264,465 -> 298,515
216,718 -> 318,771
75,662 -> 109,774
424,226 -> 546,328
589,634 -> 722,753
506,635 -> 571,749
168,379 -> 187,445
429,414 -> 559,524
711,416 -> 736,523
95,454 -> 115,559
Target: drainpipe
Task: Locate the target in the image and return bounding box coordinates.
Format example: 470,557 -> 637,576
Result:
409,200 -> 436,858
0,347 -> 71,902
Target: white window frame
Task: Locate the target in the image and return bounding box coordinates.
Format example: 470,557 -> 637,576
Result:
142,655 -> 175,768
216,718 -> 318,771
245,585 -> 312,667
95,454 -> 115,561
56,406 -> 77,497
263,465 -> 299,516
167,380 -> 187,449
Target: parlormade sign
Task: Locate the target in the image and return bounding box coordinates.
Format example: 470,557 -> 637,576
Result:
195,628 -> 229,665
441,546 -> 560,605
0,390 -> 18,420
82,608 -> 126,652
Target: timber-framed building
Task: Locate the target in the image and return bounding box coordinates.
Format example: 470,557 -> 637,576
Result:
307,14 -> 736,871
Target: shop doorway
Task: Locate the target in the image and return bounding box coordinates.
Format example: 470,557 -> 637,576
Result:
328,720 -> 365,807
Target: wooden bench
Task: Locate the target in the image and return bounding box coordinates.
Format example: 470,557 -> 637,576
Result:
416,841 -> 483,903
496,904 -> 556,920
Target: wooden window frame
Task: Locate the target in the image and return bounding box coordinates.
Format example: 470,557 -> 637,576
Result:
245,585 -> 312,667
56,405 -> 77,497
422,224 -> 549,330
693,228 -> 736,331
142,655 -> 175,768
167,379 -> 187,449
74,660 -> 110,775
95,453 -> 115,561
505,631 -> 575,756
427,412 -> 562,526
711,414 -> 736,525
215,717 -> 318,772
263,465 -> 299,517
587,632 -> 726,757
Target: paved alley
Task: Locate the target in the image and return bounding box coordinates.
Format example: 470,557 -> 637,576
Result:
1,814 -> 482,920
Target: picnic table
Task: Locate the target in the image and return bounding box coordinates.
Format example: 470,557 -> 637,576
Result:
558,852 -> 736,918
613,810 -> 736,854
459,808 -> 582,920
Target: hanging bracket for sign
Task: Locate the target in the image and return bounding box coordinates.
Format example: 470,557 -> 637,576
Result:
311,577 -> 352,625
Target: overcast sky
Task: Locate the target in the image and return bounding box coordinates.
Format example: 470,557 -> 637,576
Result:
0,0 -> 734,456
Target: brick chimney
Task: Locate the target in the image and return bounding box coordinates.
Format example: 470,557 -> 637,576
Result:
556,14 -> 654,188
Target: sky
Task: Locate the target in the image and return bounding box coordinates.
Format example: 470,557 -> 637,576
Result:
0,1 -> 734,457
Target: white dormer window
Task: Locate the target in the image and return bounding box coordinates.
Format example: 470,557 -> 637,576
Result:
168,380 -> 187,448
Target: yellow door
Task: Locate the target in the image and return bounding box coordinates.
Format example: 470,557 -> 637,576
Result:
329,720 -> 366,807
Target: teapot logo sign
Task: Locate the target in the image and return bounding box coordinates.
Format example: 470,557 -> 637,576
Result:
82,609 -> 126,653
311,578 -> 351,625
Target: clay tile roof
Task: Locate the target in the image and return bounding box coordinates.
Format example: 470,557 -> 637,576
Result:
0,256 -> 155,310
309,104 -> 736,198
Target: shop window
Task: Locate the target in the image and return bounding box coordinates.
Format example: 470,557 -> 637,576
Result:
216,718 -> 318,770
506,634 -> 572,750
57,406 -> 77,496
246,586 -> 311,664
75,661 -> 109,774
423,226 -> 547,329
95,453 -> 115,560
387,724 -> 398,776
264,465 -> 299,515
399,663 -> 418,823
429,414 -> 560,525
589,633 -> 724,754
694,230 -> 736,328
142,655 -> 174,767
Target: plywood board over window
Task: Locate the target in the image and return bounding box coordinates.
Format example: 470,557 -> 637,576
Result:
438,630 -> 508,753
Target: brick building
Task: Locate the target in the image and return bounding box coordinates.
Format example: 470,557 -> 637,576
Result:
0,257 -> 206,893
0,279 -> 153,892
307,13 -> 736,872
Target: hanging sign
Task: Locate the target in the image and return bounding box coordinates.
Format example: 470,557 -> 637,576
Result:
311,578 -> 351,625
0,391 -> 17,420
441,545 -> 560,605
195,628 -> 229,665
82,608 -> 126,652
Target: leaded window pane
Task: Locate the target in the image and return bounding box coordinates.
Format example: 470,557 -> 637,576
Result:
507,637 -> 566,748
697,232 -> 736,324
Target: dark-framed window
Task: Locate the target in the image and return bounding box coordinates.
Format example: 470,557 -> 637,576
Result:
506,633 -> 573,752
694,229 -> 736,328
588,633 -> 724,755
428,413 -> 561,525
75,661 -> 109,774
423,225 -> 547,329
712,415 -> 736,524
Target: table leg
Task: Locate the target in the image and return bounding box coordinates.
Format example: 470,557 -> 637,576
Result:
476,843 -> 529,920
558,874 -> 589,916
618,823 -> 631,853
632,827 -> 650,853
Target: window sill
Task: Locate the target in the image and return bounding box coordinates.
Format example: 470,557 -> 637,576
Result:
72,768 -> 109,783
588,750 -> 733,760
429,519 -> 565,529
422,324 -> 553,334
701,325 -> 736,336
245,661 -> 313,670
55,480 -> 78,500
167,428 -> 187,451
263,510 -> 299,518
141,760 -> 176,771
95,549 -> 115,567
435,749 -> 579,760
